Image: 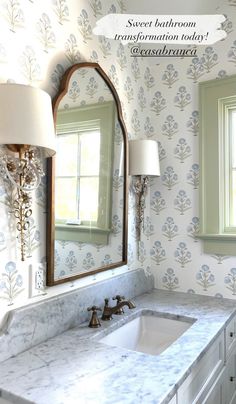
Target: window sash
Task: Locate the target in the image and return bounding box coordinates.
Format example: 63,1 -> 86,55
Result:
224,106 -> 236,231
54,101 -> 115,239
55,129 -> 100,224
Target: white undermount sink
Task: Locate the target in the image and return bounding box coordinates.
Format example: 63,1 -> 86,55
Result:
100,312 -> 194,355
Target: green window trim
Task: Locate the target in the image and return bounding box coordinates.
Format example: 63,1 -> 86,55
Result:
55,224 -> 111,244
197,233 -> 236,255
55,101 -> 115,245
199,75 -> 236,255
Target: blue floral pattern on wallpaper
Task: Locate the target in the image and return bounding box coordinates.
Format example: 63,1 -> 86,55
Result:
0,262 -> 23,305
148,0 -> 236,298
0,0 -> 236,310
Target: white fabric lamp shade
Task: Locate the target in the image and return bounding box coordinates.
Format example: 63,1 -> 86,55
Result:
0,83 -> 56,157
129,139 -> 160,176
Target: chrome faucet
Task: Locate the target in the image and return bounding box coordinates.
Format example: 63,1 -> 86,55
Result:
101,297 -> 136,321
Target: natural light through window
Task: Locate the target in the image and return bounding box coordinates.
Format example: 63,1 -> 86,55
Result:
229,108 -> 236,228
55,130 -> 101,224
199,77 -> 236,255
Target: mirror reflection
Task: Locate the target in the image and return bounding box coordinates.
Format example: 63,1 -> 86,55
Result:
47,63 -> 128,285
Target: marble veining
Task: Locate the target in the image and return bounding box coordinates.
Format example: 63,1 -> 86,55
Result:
0,289 -> 236,404
0,268 -> 154,364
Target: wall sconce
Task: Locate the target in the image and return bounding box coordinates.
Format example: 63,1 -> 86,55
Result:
129,139 -> 160,240
0,84 -> 56,261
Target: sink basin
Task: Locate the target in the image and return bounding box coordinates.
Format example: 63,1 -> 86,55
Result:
100,312 -> 194,355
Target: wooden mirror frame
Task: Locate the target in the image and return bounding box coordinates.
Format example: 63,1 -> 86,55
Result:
46,62 -> 128,286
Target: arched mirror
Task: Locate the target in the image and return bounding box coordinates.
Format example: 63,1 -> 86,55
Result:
46,62 -> 128,285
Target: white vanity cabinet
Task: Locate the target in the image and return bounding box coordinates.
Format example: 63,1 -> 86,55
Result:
177,332 -> 224,404
168,395 -> 177,404
201,366 -> 225,404
202,345 -> 236,404
176,314 -> 236,404
223,315 -> 236,404
224,349 -> 236,404
225,315 -> 236,358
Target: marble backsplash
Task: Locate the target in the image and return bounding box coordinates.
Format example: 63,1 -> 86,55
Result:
0,268 -> 154,364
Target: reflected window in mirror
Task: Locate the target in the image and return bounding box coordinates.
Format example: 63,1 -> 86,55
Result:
199,74 -> 236,255
55,129 -> 101,225
46,63 -> 128,286
54,101 -> 115,245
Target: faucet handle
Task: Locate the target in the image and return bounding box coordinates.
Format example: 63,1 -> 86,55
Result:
112,295 -> 125,315
87,306 -> 101,328
87,305 -> 102,312
104,298 -> 109,306
112,295 -> 125,303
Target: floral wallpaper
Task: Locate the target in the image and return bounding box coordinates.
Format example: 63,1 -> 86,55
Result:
0,0 -> 236,315
147,3 -> 236,298
0,0 -> 145,312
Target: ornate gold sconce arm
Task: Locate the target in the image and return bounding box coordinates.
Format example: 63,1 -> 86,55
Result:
132,175 -> 149,240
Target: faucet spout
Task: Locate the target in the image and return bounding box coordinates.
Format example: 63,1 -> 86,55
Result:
116,300 -> 136,312
101,299 -> 136,321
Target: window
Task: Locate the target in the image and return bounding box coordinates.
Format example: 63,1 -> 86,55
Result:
199,75 -> 236,255
54,101 -> 115,244
227,107 -> 236,229
224,102 -> 236,234
55,129 -> 101,225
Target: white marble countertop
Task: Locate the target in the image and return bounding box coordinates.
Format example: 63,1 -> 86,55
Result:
0,289 -> 236,404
